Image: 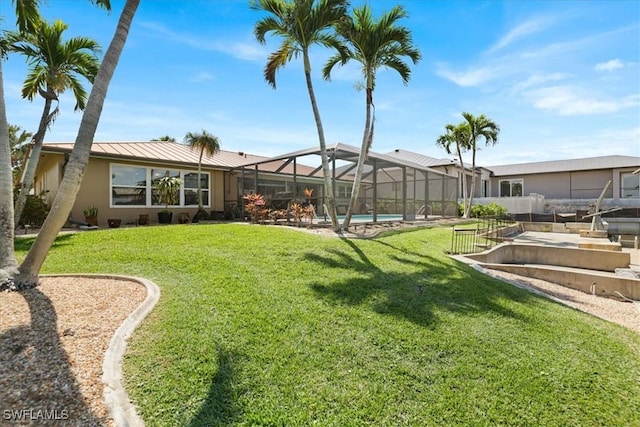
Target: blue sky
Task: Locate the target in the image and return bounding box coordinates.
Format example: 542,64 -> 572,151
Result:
2,0 -> 639,166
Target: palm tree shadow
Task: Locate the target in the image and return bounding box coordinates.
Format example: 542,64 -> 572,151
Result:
14,233 -> 76,252
187,347 -> 243,426
306,240 -> 534,328
0,288 -> 103,425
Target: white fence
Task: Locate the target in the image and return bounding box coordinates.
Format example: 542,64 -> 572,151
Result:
473,194 -> 546,214
472,195 -> 640,215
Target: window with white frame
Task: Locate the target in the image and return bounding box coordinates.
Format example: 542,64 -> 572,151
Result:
337,184 -> 350,198
499,179 -> 523,197
111,164 -> 210,207
111,165 -> 148,206
621,172 -> 639,198
183,172 -> 209,206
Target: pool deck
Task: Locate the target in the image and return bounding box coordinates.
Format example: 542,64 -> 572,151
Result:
511,231 -> 640,269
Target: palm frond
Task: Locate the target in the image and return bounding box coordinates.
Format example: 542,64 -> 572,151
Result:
89,0 -> 111,11
10,18 -> 101,107
326,3 -> 420,89
184,130 -> 221,157
12,0 -> 41,33
67,74 -> 88,111
321,52 -> 346,81
253,0 -> 348,88
46,104 -> 60,130
264,40 -> 298,88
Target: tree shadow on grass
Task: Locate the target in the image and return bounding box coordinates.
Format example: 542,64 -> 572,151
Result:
0,288 -> 103,425
14,233 -> 76,253
187,347 -> 244,427
306,238 -> 535,329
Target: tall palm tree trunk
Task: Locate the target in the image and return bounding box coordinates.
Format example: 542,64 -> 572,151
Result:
457,145 -> 468,218
342,87 -> 373,230
13,97 -> 53,227
17,0 -> 140,286
197,148 -> 204,210
195,147 -> 209,220
0,58 -> 20,279
466,141 -> 477,218
303,52 -> 339,231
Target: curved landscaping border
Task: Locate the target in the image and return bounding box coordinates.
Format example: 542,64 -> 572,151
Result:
42,274 -> 160,427
100,275 -> 159,427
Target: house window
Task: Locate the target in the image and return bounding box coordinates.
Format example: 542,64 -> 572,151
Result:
337,184 -> 350,198
499,179 -> 523,197
183,172 -> 208,206
111,166 -> 147,206
111,164 -> 211,207
621,172 -> 639,198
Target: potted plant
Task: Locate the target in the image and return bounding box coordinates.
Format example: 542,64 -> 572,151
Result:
83,205 -> 98,226
154,175 -> 183,224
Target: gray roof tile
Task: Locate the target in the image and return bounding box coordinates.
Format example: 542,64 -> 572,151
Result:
487,155 -> 640,176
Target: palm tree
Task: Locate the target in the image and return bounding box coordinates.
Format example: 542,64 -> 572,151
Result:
9,124 -> 33,188
0,0 -> 111,284
16,0 -> 139,287
436,122 -> 471,217
323,4 -> 420,230
461,112 -> 500,216
252,0 -> 348,232
5,19 -> 101,227
152,135 -> 176,142
0,57 -> 20,282
0,0 -> 48,282
184,129 -> 221,219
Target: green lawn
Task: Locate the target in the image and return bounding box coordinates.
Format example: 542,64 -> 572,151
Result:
16,223 -> 640,426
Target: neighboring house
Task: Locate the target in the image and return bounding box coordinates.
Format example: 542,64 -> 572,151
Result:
486,155 -> 640,200
386,151 -> 640,215
386,151 -> 640,204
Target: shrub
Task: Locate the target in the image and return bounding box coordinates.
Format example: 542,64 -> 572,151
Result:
469,202 -> 508,218
243,193 -> 267,223
18,190 -> 50,227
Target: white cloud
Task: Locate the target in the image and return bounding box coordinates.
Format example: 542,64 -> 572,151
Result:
489,16 -> 554,53
138,21 -> 266,62
519,24 -> 638,60
595,59 -> 624,72
511,72 -> 570,93
524,85 -> 640,115
191,72 -> 215,82
435,64 -> 501,87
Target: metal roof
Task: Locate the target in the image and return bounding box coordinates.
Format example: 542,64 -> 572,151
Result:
43,142 -> 634,179
487,155 -> 640,176
42,141 -> 316,174
384,149 -> 457,167
246,142 -> 452,177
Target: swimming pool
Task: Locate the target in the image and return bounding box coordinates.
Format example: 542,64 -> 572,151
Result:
341,214 -> 402,222
315,213 -> 428,223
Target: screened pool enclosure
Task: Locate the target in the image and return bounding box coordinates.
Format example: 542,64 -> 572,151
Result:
236,143 -> 459,223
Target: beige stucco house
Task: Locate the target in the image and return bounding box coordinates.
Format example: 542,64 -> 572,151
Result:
35,142 -> 296,227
